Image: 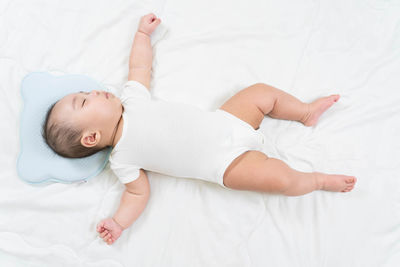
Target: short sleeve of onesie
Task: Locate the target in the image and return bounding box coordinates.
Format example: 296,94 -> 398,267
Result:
119,80 -> 151,102
109,80 -> 151,184
109,160 -> 142,184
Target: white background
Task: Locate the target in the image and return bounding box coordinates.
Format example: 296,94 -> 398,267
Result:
1,0 -> 400,266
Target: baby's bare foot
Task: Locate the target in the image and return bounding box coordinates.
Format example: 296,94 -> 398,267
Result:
317,173 -> 357,193
302,95 -> 340,126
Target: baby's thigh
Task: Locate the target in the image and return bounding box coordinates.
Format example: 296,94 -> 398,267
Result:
223,150 -> 269,189
219,84 -> 266,130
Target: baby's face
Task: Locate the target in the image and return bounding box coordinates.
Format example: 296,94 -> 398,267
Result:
51,90 -> 122,134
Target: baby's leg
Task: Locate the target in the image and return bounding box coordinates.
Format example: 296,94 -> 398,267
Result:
256,83 -> 341,126
220,83 -> 339,129
223,151 -> 356,196
255,83 -> 340,126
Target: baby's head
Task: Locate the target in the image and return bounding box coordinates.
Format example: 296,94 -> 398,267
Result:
42,90 -> 123,158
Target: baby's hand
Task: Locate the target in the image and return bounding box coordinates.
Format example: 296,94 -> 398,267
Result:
138,13 -> 161,36
96,218 -> 124,245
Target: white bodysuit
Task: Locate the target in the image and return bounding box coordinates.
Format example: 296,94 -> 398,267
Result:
109,81 -> 265,187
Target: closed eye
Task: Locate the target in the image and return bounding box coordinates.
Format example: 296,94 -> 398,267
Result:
79,91 -> 87,107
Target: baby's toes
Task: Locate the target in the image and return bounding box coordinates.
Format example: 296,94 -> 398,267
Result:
331,94 -> 340,103
347,184 -> 354,189
342,184 -> 354,192
345,177 -> 356,185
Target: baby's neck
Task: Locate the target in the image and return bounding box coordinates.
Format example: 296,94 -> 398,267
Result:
111,115 -> 124,148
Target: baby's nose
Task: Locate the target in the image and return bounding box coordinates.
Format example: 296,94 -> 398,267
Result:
90,90 -> 100,96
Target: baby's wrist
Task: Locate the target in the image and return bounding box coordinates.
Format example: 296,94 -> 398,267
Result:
112,217 -> 125,231
137,29 -> 151,37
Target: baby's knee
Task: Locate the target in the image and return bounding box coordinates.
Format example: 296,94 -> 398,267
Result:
248,83 -> 274,94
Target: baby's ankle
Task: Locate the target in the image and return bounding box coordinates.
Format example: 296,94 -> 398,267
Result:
313,172 -> 325,191
299,103 -> 312,125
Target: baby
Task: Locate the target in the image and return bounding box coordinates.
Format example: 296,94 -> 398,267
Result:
42,13 -> 357,245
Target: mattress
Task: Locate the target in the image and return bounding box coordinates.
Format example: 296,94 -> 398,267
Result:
1,0 -> 400,266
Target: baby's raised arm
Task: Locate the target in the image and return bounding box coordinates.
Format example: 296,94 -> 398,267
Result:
128,13 -> 161,89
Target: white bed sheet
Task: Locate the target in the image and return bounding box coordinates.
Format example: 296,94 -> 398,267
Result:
1,0 -> 400,266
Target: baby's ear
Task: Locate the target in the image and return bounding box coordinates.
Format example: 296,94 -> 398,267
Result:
81,130 -> 101,148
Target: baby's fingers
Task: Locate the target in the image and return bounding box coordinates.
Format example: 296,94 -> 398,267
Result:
96,221 -> 106,232
100,230 -> 109,238
103,233 -> 112,243
144,13 -> 156,21
144,13 -> 161,26
151,18 -> 161,27
108,236 -> 117,245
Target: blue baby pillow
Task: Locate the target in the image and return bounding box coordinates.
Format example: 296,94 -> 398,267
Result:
17,72 -> 113,185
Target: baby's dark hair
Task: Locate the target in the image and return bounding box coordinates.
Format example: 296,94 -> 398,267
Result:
41,100 -> 106,158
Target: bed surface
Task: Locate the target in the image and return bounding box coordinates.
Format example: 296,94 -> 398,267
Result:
1,0 -> 400,266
